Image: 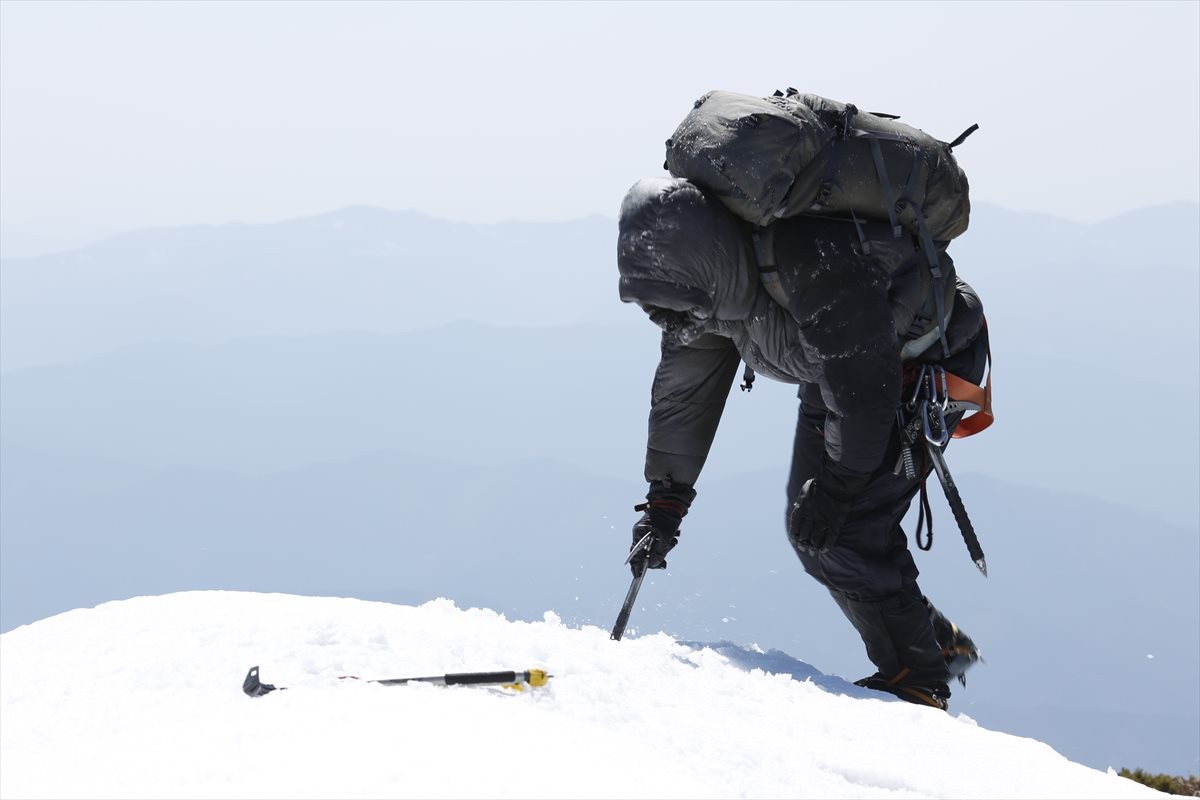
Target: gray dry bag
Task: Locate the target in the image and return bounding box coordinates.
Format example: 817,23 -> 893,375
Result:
663,88 -> 975,244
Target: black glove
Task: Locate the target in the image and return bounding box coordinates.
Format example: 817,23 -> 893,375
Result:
628,482 -> 694,575
788,458 -> 873,556
629,504 -> 682,574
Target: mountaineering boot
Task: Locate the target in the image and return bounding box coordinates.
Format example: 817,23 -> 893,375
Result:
837,593 -> 954,710
926,600 -> 981,686
854,670 -> 950,711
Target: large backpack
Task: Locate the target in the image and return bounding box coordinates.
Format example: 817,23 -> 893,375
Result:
663,87 -> 979,358
664,88 -> 976,242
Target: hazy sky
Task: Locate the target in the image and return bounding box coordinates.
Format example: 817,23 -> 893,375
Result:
1,0 -> 1197,248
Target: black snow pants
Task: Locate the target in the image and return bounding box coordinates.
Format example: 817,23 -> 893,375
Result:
786,333 -> 989,690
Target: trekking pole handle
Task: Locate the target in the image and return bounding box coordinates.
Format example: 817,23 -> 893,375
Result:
442,670 -> 550,687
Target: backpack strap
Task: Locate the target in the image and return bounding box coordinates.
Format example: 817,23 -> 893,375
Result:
946,123 -> 980,151
743,224 -> 792,396
912,212 -> 952,359
899,302 -> 954,362
865,134 -> 904,239
743,224 -> 784,393
848,209 -> 871,255
845,119 -> 951,358
751,225 -> 791,310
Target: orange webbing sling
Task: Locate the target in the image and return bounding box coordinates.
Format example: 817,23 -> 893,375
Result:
946,346 -> 993,439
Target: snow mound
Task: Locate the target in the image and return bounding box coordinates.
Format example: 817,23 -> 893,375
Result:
0,591 -> 1165,799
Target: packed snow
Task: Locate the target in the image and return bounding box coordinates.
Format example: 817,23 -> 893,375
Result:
0,591 -> 1168,799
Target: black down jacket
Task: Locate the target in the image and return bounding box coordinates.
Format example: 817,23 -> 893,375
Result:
617,176 -> 984,486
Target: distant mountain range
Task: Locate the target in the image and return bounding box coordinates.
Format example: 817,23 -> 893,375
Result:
3,201 -> 1196,373
0,207 -> 625,371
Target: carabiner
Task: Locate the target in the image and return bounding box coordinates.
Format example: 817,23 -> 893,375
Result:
922,366 -> 951,446
934,366 -> 950,412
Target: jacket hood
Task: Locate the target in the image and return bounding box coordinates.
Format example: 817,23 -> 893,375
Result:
616,177 -> 756,323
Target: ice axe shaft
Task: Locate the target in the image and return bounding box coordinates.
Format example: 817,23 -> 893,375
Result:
610,531 -> 652,640
926,443 -> 988,576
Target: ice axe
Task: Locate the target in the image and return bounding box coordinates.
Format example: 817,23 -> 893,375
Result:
610,530 -> 653,641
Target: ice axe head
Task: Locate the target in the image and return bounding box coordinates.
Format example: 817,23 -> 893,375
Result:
624,530 -> 654,566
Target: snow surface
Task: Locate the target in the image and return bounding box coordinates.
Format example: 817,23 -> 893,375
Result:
0,591 -> 1169,799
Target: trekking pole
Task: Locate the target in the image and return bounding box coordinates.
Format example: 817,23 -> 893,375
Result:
925,443 -> 988,577
610,531 -> 652,641
243,666 -> 551,697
